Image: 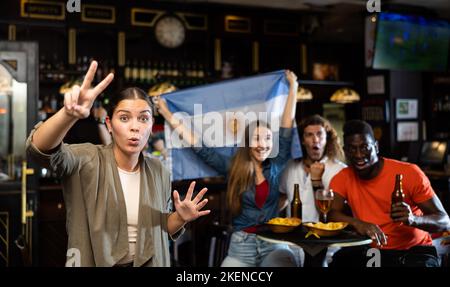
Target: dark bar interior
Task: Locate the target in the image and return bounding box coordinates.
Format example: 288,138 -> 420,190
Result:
0,0 -> 449,270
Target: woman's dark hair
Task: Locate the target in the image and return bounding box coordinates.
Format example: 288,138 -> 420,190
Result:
108,87 -> 153,116
343,120 -> 375,141
298,114 -> 344,161
149,132 -> 165,150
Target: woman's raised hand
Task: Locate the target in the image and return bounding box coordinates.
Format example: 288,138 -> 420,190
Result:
64,61 -> 114,119
153,96 -> 170,118
285,69 -> 298,87
173,181 -> 210,223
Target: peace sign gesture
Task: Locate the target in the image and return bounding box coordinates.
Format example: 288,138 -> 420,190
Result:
64,60 -> 114,119
173,181 -> 210,223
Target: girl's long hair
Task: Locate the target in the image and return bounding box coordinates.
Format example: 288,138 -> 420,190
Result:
227,120 -> 271,216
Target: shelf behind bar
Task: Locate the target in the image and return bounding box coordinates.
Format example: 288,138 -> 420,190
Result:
298,80 -> 354,86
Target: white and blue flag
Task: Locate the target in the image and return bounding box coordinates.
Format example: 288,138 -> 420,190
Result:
162,70 -> 302,180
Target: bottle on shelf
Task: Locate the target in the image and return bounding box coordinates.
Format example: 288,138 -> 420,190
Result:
39,55 -> 46,71
76,56 -> 83,72
37,97 -> 46,121
145,60 -> 153,84
159,61 -> 167,77
82,56 -> 89,72
108,59 -> 116,77
152,61 -> 159,80
166,61 -> 174,77
45,56 -> 52,71
185,62 -> 192,78
444,94 -> 450,112
179,62 -> 185,78
95,61 -> 103,84
192,62 -> 199,78
172,61 -> 179,77
131,59 -> 139,82
50,94 -> 58,113
198,63 -> 205,78
139,60 -> 146,83
39,55 -> 46,81
124,60 -> 131,82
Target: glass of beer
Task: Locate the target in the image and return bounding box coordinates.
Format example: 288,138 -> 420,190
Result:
315,188 -> 334,223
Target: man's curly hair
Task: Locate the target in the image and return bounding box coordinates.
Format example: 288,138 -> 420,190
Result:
298,114 -> 344,161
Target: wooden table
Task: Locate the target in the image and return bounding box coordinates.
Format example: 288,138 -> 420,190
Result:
256,225 -> 372,267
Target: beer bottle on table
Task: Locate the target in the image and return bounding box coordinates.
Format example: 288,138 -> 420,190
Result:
291,184 -> 302,219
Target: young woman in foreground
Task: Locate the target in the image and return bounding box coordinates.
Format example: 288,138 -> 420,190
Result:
27,61 -> 210,267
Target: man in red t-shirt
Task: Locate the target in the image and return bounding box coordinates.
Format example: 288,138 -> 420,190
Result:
329,120 -> 450,267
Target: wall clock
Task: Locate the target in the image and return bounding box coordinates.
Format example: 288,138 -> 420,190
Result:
154,15 -> 186,48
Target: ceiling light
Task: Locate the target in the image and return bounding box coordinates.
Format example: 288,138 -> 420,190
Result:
330,88 -> 360,104
297,86 -> 313,102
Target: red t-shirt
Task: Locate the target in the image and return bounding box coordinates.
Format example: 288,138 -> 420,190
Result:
244,179 -> 269,233
255,179 -> 269,209
329,158 -> 434,250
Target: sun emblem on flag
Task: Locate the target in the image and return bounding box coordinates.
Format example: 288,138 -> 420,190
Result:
228,115 -> 239,136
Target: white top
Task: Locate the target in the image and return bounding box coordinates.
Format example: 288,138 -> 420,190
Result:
116,167 -> 141,264
280,157 -> 346,222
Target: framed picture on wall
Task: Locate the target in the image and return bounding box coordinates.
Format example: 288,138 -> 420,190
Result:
397,121 -> 419,142
312,63 -> 339,81
396,99 -> 418,119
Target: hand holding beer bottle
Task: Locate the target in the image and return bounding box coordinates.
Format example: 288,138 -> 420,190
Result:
391,174 -> 415,225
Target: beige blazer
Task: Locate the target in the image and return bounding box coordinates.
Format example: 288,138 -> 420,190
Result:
26,122 -> 182,267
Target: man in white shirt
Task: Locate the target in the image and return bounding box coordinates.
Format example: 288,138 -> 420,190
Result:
279,115 -> 346,266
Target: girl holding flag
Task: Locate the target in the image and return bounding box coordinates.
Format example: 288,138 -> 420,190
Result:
156,70 -> 299,267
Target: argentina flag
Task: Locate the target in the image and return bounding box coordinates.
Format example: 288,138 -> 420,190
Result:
162,70 -> 302,181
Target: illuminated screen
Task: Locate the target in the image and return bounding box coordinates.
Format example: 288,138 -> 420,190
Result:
373,12 -> 450,71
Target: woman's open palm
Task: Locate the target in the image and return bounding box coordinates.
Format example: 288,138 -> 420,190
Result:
173,181 -> 210,223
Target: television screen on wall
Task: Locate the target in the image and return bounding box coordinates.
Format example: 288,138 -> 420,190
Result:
373,12 -> 450,71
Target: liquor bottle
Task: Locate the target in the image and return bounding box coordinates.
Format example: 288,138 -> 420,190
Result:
185,62 -> 192,77
49,94 -> 58,113
198,63 -> 205,78
179,62 -> 185,78
76,56 -> 83,72
172,61 -> 179,77
291,184 -> 302,219
82,56 -> 89,72
131,59 -> 139,82
152,61 -> 159,79
391,174 -> 405,222
95,61 -> 103,84
37,97 -> 47,121
146,60 -> 153,84
39,55 -> 46,81
39,55 -> 46,71
166,61 -> 174,77
391,174 -> 405,205
139,60 -> 146,83
124,60 -> 131,82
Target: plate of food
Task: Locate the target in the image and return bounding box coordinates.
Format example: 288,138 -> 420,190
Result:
303,222 -> 349,237
266,217 -> 302,233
